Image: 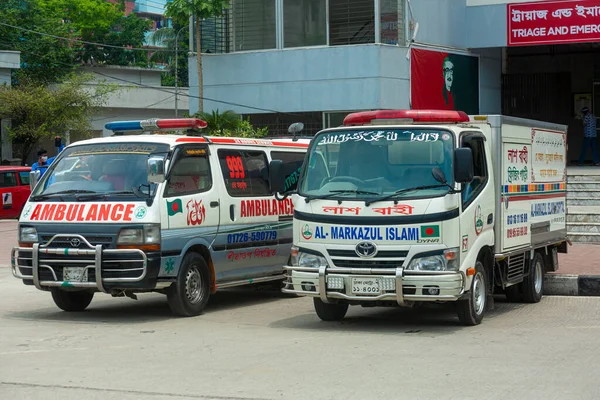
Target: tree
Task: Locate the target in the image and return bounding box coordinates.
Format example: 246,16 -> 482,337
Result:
193,109 -> 268,138
165,0 -> 231,113
149,22 -> 189,87
0,74 -> 117,163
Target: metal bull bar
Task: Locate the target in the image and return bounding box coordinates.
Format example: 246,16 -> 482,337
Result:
11,234 -> 148,292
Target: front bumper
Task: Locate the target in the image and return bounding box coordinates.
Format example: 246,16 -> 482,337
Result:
11,234 -> 160,292
282,265 -> 465,305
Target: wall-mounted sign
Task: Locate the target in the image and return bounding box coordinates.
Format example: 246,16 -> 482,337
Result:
508,0 -> 600,46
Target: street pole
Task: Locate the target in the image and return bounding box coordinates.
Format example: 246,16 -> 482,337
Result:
174,25 -> 187,117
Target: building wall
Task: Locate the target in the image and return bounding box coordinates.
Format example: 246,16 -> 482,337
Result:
408,0 -> 468,49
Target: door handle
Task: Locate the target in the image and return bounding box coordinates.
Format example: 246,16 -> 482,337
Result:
210,201 -> 219,208
487,214 -> 493,224
229,204 -> 235,221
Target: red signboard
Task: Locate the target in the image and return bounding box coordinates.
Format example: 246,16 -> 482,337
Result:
508,0 -> 600,46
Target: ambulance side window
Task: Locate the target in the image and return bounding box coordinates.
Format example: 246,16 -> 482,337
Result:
165,148 -> 212,197
461,136 -> 487,207
218,149 -> 271,197
271,151 -> 305,193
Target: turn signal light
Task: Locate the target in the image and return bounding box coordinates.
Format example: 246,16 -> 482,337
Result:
466,267 -> 476,276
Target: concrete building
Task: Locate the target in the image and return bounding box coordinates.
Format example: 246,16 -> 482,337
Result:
189,0 -> 600,241
0,51 -> 20,163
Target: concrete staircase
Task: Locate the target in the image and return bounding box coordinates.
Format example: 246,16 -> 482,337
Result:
567,167 -> 600,243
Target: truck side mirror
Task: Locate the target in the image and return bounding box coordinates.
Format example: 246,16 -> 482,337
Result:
269,160 -> 286,194
147,156 -> 166,184
454,147 -> 474,184
29,170 -> 40,191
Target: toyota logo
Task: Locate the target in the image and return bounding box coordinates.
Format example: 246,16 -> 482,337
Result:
70,238 -> 81,247
355,241 -> 377,258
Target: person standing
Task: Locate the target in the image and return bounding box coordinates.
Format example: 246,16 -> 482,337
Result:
578,107 -> 599,166
31,136 -> 65,176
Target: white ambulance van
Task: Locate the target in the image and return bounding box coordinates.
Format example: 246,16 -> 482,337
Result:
268,110 -> 569,325
12,118 -> 310,316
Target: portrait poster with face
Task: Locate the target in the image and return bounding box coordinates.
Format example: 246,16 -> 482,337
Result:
410,48 -> 479,115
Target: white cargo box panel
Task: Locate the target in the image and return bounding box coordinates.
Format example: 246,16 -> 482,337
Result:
469,115 -> 567,254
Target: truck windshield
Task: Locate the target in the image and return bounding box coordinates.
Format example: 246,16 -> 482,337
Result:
299,129 -> 455,200
31,142 -> 170,200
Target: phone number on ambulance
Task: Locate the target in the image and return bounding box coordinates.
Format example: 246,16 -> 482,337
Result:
227,231 -> 277,243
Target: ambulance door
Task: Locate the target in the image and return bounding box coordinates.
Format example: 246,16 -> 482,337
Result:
213,146 -> 281,282
160,145 -> 220,267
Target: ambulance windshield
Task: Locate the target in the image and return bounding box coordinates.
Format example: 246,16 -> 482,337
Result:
31,142 -> 170,200
299,129 -> 455,200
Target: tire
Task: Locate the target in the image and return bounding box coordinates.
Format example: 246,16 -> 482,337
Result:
456,261 -> 487,326
167,252 -> 211,317
51,289 -> 94,312
522,252 -> 544,303
313,298 -> 348,321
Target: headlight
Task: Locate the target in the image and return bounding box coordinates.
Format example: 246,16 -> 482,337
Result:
291,246 -> 327,268
117,224 -> 160,245
19,226 -> 38,243
406,248 -> 459,272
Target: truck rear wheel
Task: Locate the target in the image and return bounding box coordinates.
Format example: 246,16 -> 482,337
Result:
522,252 -> 544,303
51,289 -> 94,312
456,261 -> 486,326
167,252 -> 211,317
313,298 -> 348,321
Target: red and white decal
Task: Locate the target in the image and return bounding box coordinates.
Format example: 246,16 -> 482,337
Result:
240,198 -> 294,218
28,203 -> 138,222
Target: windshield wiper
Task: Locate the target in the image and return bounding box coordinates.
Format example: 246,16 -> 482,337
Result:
305,189 -> 380,203
76,190 -> 142,201
31,189 -> 97,201
365,184 -> 449,206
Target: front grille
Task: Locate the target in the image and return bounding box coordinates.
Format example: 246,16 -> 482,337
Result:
40,235 -> 113,249
327,249 -> 407,269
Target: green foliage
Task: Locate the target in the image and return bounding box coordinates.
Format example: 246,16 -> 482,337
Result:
165,0 -> 230,24
40,0 -> 123,39
150,23 -> 189,88
0,74 -> 118,163
193,109 -> 268,138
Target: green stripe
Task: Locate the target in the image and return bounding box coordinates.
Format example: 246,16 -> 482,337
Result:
503,190 -> 566,197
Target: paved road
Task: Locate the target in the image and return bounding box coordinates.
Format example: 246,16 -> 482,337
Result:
1,266 -> 600,400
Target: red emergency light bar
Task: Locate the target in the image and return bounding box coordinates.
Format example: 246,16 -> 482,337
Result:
342,109 -> 470,126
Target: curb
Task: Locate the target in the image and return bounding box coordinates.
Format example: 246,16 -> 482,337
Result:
544,274 -> 600,296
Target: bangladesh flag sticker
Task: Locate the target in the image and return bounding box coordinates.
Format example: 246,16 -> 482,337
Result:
421,225 -> 440,238
167,199 -> 183,216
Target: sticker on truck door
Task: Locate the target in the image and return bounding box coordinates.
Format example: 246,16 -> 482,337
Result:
2,192 -> 12,209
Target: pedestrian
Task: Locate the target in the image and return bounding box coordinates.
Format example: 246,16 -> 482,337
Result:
31,136 -> 65,177
578,107 -> 599,166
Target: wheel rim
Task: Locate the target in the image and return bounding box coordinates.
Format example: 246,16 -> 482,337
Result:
534,259 -> 543,294
185,266 -> 203,305
472,271 -> 486,315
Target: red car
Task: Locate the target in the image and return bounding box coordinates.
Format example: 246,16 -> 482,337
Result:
0,166 -> 32,219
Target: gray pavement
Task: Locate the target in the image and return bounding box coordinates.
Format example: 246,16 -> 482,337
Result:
2,266 -> 600,400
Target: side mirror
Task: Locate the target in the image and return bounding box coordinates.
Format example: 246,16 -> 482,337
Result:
29,170 -> 40,191
269,160 -> 287,194
147,156 -> 166,184
454,147 -> 474,184
288,122 -> 304,134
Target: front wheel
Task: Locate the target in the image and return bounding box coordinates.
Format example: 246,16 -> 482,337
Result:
313,298 -> 348,321
167,252 -> 211,317
51,289 -> 94,312
456,261 -> 487,326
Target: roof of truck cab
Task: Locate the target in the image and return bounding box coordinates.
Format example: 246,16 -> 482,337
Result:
68,135 -> 312,149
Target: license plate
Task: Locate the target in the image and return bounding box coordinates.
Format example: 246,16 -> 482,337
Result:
63,267 -> 88,283
351,277 -> 380,295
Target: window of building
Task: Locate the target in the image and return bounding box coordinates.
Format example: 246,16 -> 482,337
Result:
283,0 -> 327,48
329,0 -> 375,46
461,136 -> 488,207
19,172 -> 29,186
271,150 -> 306,192
218,149 -> 271,197
165,147 -> 212,197
233,0 -> 277,51
380,0 -> 402,45
0,172 -> 17,188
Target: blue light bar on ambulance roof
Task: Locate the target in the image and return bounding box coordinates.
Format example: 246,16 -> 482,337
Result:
342,110 -> 470,126
104,118 -> 208,132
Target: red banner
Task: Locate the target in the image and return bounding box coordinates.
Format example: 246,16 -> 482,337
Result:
508,0 -> 600,46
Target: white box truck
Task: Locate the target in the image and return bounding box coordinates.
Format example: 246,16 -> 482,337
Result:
268,110 -> 569,325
